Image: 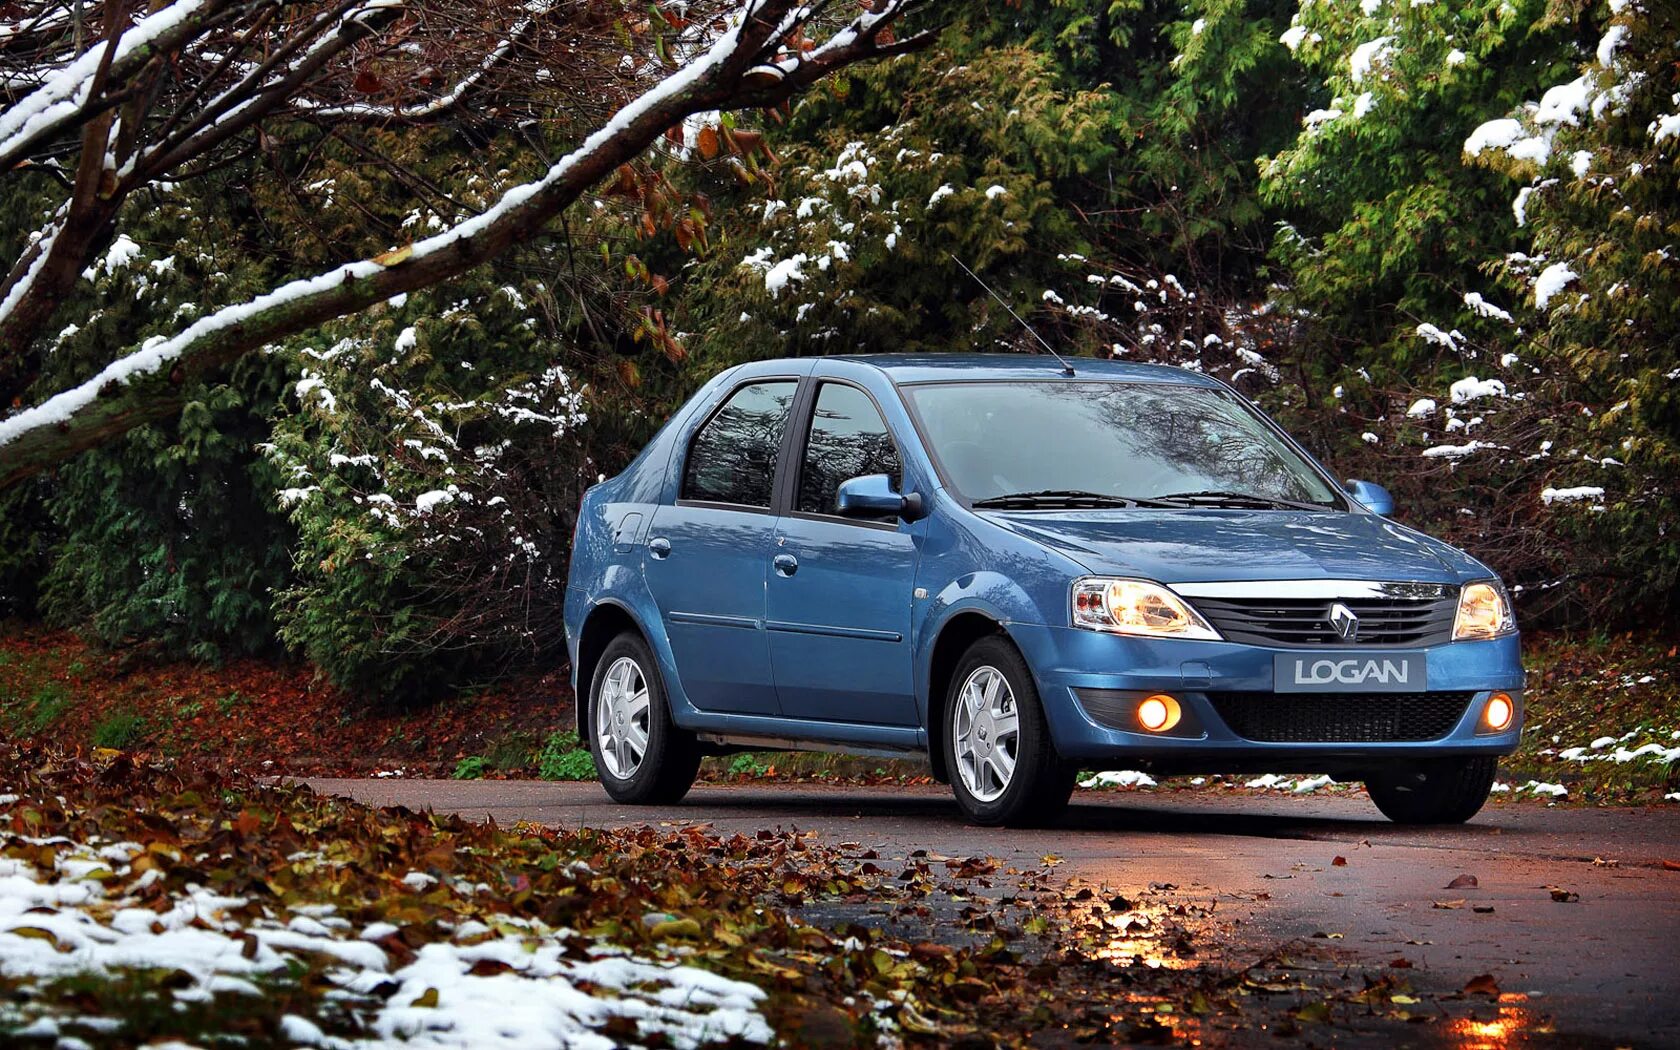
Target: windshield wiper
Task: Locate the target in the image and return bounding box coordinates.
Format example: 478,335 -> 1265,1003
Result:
1155,489 -> 1333,511
971,489 -> 1170,509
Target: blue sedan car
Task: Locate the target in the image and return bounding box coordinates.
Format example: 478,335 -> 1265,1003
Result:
563,355 -> 1523,826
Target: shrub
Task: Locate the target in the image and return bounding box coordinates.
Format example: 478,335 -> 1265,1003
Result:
451,756 -> 489,780
537,731 -> 595,781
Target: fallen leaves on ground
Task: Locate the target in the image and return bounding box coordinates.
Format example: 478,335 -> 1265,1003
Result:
1464,973 -> 1502,998
0,744 -> 1569,1047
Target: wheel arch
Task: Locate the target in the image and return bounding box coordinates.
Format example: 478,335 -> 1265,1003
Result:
924,611 -> 1012,784
573,601 -> 647,742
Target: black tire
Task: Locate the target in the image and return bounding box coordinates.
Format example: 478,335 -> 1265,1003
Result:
1365,757 -> 1498,825
943,635 -> 1077,827
587,632 -> 701,804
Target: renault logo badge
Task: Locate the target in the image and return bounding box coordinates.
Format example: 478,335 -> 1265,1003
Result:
1327,602 -> 1359,642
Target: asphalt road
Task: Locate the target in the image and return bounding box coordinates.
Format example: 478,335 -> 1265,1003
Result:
307,778 -> 1680,1047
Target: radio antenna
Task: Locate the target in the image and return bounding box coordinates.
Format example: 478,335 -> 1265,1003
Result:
947,252 -> 1075,376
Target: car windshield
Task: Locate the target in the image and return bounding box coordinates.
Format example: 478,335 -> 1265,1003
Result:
902,380 -> 1342,509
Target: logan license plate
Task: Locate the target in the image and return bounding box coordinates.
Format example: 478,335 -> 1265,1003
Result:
1274,651 -> 1427,693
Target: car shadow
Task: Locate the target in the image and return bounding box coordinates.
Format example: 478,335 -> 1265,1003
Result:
677,784 -> 1513,841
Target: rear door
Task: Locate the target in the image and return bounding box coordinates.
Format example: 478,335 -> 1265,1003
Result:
644,378 -> 799,716
767,380 -> 921,725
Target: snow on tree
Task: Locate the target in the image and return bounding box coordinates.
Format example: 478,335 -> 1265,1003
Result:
0,0 -> 937,489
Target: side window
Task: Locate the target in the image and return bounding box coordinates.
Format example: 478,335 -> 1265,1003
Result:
681,380 -> 797,507
797,383 -> 902,516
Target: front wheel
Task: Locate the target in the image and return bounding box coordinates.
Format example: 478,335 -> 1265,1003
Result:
1364,757 -> 1498,824
587,632 -> 701,804
944,635 -> 1076,827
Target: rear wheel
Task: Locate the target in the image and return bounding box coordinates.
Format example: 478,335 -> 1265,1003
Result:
588,632 -> 701,804
944,635 -> 1076,827
1365,757 -> 1498,824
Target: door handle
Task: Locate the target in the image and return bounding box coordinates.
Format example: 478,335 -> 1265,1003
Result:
773,553 -> 798,577
648,536 -> 671,559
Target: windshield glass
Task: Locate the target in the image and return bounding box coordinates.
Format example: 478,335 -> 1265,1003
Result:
902,381 -> 1341,508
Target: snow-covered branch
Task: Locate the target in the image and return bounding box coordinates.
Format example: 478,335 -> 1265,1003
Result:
0,0 -> 400,404
0,0 -> 937,488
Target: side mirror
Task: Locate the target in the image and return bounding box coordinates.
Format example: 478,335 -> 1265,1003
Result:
1345,479 -> 1395,516
835,474 -> 924,521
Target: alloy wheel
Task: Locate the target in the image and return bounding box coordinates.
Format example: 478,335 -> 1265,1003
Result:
953,665 -> 1019,803
595,656 -> 650,779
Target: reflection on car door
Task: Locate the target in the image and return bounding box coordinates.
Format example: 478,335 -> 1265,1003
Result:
767,381 -> 920,725
644,379 -> 796,716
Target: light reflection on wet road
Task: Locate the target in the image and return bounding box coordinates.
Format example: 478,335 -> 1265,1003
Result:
307,778 -> 1680,1047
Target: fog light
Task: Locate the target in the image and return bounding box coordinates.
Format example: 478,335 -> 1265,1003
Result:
1484,692 -> 1514,731
1137,694 -> 1182,733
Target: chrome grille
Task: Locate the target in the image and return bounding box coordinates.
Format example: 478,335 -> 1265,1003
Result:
1193,593 -> 1458,648
1208,692 -> 1473,743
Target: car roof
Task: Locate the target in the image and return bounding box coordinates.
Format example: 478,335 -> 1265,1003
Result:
736,353 -> 1223,387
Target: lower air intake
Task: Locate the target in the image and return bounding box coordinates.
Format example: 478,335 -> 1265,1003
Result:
1206,692 -> 1474,743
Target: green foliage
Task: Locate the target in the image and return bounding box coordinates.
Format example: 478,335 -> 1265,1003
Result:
90,710 -> 148,750
451,755 -> 490,780
0,153 -> 296,660
266,275 -> 592,698
537,730 -> 596,781
1,0 -> 1671,683
5,681 -> 70,735
727,753 -> 772,778
35,356 -> 295,662
0,478 -> 54,620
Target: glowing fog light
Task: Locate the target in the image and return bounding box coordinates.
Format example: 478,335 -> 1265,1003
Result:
1137,695 -> 1182,733
1484,692 -> 1514,731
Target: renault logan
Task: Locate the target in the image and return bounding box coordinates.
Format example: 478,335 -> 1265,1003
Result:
563,356 -> 1523,826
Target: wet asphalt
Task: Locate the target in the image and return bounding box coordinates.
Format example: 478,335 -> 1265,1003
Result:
304,778 -> 1680,1047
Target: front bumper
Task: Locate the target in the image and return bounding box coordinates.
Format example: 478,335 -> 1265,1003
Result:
1008,623 -> 1524,775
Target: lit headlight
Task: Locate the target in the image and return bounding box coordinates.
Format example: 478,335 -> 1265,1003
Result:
1072,578 -> 1221,640
1453,580 -> 1516,641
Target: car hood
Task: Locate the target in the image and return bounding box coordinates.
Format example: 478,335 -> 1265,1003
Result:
987,509 -> 1483,584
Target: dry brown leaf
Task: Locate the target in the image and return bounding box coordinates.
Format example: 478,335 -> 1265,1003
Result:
1463,973 -> 1501,997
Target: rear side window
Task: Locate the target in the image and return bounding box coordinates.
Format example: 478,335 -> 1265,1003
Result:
681,380 -> 797,507
797,383 -> 902,515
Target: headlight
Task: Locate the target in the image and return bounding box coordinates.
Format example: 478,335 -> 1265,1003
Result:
1072,578 -> 1221,640
1453,580 -> 1516,641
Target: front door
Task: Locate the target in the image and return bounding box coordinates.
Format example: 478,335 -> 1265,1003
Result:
767,381 -> 920,725
644,379 -> 798,716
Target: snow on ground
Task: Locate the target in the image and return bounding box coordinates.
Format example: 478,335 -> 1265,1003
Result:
1242,774 -> 1337,794
1553,735 -> 1680,766
1080,770 -> 1157,790
0,821 -> 773,1048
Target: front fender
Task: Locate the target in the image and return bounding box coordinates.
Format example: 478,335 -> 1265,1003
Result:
912,574 -> 1038,727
